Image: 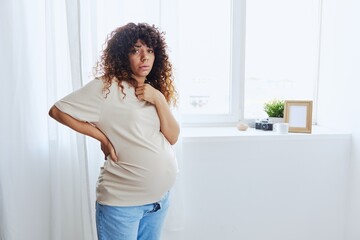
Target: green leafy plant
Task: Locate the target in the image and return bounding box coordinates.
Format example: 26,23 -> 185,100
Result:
264,99 -> 285,118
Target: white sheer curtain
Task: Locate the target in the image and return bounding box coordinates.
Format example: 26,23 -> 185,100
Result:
1,0 -> 98,239
0,1 -> 52,239
0,0 -> 183,239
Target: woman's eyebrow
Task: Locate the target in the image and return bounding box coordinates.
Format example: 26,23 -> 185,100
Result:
134,44 -> 152,49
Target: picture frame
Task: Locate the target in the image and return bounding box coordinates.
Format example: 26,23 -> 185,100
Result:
284,100 -> 313,133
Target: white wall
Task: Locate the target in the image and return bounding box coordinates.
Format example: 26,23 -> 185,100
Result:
163,132 -> 351,240
317,0 -> 360,239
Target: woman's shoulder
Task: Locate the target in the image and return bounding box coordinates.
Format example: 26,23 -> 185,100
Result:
75,78 -> 105,97
84,77 -> 104,87
85,77 -> 135,95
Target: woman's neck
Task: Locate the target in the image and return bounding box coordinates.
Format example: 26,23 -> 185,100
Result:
132,75 -> 146,84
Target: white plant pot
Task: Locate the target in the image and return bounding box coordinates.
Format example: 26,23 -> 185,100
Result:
268,117 -> 284,124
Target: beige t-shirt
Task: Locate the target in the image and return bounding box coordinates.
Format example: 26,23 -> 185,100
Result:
55,78 -> 178,206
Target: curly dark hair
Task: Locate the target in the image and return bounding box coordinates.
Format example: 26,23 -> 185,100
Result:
94,22 -> 177,106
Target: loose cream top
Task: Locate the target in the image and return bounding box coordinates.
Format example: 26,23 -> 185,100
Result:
55,78 -> 178,206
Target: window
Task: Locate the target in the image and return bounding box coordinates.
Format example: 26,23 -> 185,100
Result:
244,0 -> 321,120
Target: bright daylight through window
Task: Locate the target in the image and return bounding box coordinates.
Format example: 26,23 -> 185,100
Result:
178,0 -> 232,115
244,0 -> 321,120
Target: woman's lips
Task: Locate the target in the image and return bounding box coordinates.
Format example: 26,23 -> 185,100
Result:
139,65 -> 150,71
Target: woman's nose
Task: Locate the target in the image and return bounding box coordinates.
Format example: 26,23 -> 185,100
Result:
141,54 -> 148,62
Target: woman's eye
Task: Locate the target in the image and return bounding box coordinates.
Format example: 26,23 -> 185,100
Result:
131,49 -> 140,54
148,49 -> 154,54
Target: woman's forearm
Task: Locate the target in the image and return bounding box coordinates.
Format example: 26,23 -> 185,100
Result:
48,105 -> 109,145
154,94 -> 180,145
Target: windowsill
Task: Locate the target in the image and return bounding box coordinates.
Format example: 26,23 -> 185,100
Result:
181,125 -> 351,142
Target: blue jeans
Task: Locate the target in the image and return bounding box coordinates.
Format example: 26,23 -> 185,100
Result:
96,192 -> 170,240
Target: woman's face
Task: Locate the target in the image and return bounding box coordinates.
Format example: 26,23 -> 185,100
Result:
128,40 -> 155,83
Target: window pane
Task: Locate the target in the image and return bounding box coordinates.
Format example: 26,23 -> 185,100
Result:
178,0 -> 232,115
244,0 -> 320,119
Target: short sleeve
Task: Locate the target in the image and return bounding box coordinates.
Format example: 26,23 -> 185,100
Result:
54,79 -> 104,123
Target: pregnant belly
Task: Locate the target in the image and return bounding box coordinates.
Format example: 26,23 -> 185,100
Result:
100,149 -> 178,194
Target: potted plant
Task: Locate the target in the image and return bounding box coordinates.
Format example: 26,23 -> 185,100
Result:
264,99 -> 285,123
